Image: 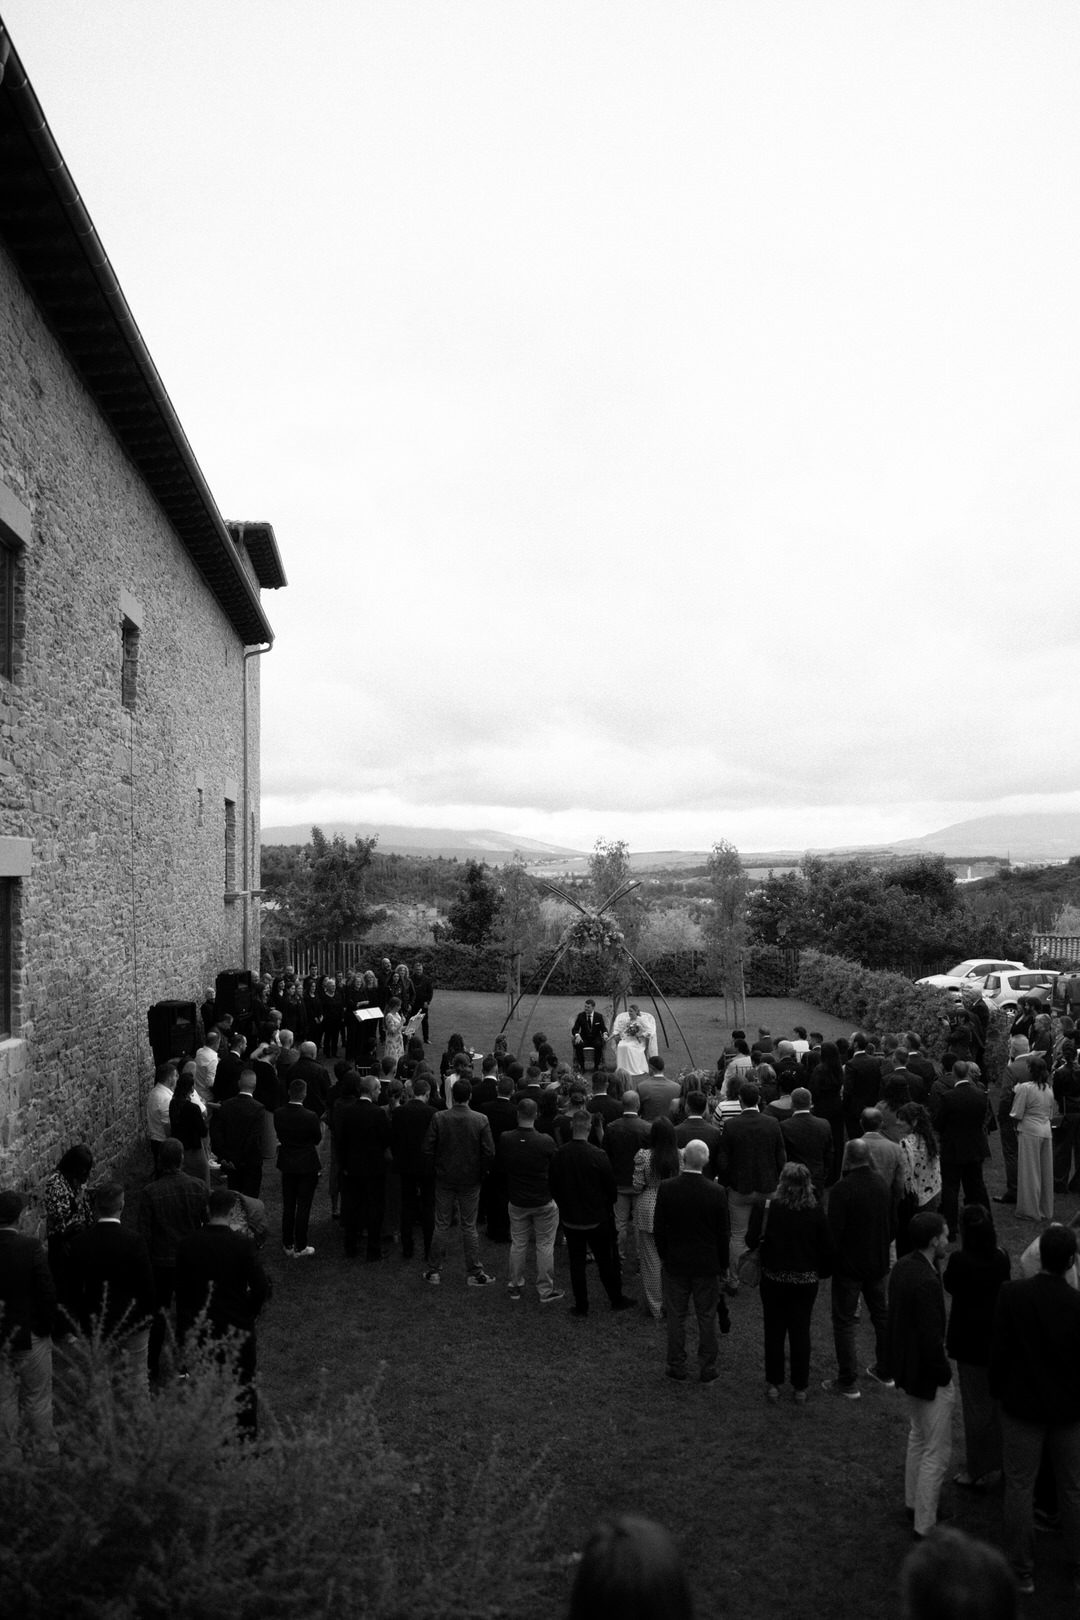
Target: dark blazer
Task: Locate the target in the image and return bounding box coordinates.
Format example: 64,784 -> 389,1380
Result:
391,1098 -> 437,1177
780,1111 -> 834,1191
827,1163 -> 893,1280
572,1010 -> 608,1045
944,1246 -> 1010,1366
0,1228 -> 56,1349
137,1170 -> 209,1267
336,1097 -> 392,1178
935,1081 -> 991,1165
747,1198 -> 833,1278
886,1251 -> 952,1400
549,1139 -> 618,1228
175,1224 -> 270,1337
990,1273 -> 1080,1424
211,1093 -> 267,1170
675,1116 -> 723,1179
212,1050 -> 244,1104
603,1113 -> 651,1189
293,1056 -> 330,1119
654,1172 -> 731,1277
70,1221 -> 155,1337
479,1096 -> 519,1147
843,1053 -> 883,1127
273,1103 -> 323,1175
717,1109 -> 786,1196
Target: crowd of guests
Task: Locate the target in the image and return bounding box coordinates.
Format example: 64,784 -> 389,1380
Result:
4,976 -> 1080,1603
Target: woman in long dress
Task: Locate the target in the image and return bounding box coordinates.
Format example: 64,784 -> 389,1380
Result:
1011,1054 -> 1055,1220
633,1118 -> 681,1319
382,996 -> 406,1068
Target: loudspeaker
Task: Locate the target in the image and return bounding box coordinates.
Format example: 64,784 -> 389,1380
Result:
216,969 -> 255,1023
147,1000 -> 198,1067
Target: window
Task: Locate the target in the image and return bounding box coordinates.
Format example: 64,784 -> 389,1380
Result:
0,877 -> 13,1038
0,541 -> 14,684
121,619 -> 139,709
0,479 -> 30,685
225,798 -> 236,892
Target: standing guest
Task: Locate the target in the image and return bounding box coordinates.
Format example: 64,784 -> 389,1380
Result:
807,1040 -> 846,1184
936,1061 -> 993,1239
1052,1040 -> 1080,1195
211,1070 -> 267,1198
653,1139 -> 730,1382
318,975 -> 344,1058
336,1073 -> 392,1262
199,985 -> 217,1038
213,1033 -> 248,1105
42,1143 -> 95,1329
823,1139 -> 894,1399
711,1073 -> 745,1131
603,1090 -> 651,1261
637,1057 -> 682,1122
746,1161 -> 833,1404
169,1071 -> 211,1188
471,1053 -> 499,1108
675,1092 -> 722,1178
989,1222 -> 1080,1596
420,1078 -> 496,1288
716,1083 -> 786,1291
498,1098 -> 562,1303
175,1187 -> 270,1438
193,1029 -> 220,1110
391,1074 -> 437,1266
138,1138 -> 208,1381
280,980 -> 307,1043
293,1040 -> 330,1120
273,1077 -> 322,1258
0,1189 -> 58,1463
301,975 -> 323,1052
633,1118 -> 682,1320
843,1035 -> 884,1139
780,1088 -> 834,1197
567,1515 -> 695,1620
886,1210 -> 954,1541
994,1036 -> 1031,1207
440,1033 -> 468,1081
550,1113 -> 634,1317
411,961 -> 435,1045
390,963 -> 414,1022
586,1071 -> 623,1131
944,1204 -> 1010,1491
1011,1055 -> 1055,1221
859,1107 -> 906,1215
146,1063 -> 178,1171
70,1183 -> 155,1387
571,998 -> 608,1073
896,1104 -> 942,1257
478,1075 -> 518,1244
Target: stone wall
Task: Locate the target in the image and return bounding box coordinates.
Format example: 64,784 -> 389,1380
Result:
0,241 -> 263,1189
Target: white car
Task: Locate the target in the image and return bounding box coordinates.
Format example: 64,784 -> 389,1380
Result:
982,969 -> 1061,1018
915,959 -> 1025,995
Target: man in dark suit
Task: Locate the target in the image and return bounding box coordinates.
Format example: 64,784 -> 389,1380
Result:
70,1182 -> 156,1383
934,1062 -> 993,1239
843,1035 -> 884,1138
0,1189 -> 57,1463
675,1092 -> 722,1179
824,1138 -> 894,1398
138,1137 -> 209,1380
274,1077 -> 323,1257
780,1087 -> 834,1195
336,1072 -> 392,1260
293,1040 -> 330,1120
392,1074 -> 438,1263
478,1074 -> 518,1244
885,1210 -> 954,1540
211,1070 -> 268,1198
571,999 -> 608,1073
212,1032 -> 247,1104
717,1083 -> 786,1286
411,961 -> 435,1045
549,1113 -> 633,1316
176,1187 -> 270,1437
654,1140 -> 731,1382
990,1222 -> 1080,1595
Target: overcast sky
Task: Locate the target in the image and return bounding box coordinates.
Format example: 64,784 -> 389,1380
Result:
5,1 -> 1080,853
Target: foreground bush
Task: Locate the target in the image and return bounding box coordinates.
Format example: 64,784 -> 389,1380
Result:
795,950 -> 953,1056
0,1332 -> 556,1620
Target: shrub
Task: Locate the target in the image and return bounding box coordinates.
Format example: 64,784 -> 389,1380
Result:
795,949 -> 953,1057
0,1332 -> 556,1620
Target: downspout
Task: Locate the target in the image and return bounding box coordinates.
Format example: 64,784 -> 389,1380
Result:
243,644 -> 272,971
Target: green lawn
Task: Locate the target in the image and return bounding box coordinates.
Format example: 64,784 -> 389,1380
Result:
246,993 -> 1078,1620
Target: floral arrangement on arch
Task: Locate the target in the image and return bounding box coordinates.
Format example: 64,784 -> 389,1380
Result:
560,913 -> 626,955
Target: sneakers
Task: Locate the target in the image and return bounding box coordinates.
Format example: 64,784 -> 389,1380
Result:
467,1269 -> 495,1287
794,1389 -> 808,1406
294,1246 -> 315,1258
822,1379 -> 861,1400
282,1245 -> 295,1257
507,1284 -> 523,1300
866,1366 -> 895,1388
766,1385 -> 780,1402
424,1268 -> 441,1285
540,1289 -> 565,1305
1016,1577 -> 1035,1596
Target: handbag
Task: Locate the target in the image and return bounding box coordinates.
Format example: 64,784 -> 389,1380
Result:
736,1198 -> 771,1288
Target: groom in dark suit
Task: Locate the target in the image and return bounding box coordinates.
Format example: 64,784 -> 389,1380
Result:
571,999 -> 607,1073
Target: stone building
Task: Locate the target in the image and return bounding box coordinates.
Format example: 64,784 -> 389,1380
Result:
0,26 -> 285,1183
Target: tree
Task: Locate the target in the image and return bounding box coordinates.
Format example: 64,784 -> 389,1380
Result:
446,860 -> 502,946
704,840 -> 748,1025
494,854 -> 542,1011
280,826 -> 383,946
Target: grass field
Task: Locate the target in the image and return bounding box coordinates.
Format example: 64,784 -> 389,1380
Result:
244,993 -> 1079,1619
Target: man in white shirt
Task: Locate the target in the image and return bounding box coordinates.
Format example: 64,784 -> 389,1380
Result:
194,1030 -> 220,1110
146,1062 -> 177,1171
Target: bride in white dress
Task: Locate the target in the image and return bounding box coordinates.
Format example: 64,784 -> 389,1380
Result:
611,1002 -> 656,1076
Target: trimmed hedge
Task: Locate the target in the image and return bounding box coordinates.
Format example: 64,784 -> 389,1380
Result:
795,949 -> 954,1057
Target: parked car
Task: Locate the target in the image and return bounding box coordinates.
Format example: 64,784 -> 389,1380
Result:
916,959 -> 1025,996
982,969 -> 1061,1019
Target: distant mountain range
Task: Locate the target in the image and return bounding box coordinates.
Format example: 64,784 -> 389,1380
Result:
260,812 -> 1080,868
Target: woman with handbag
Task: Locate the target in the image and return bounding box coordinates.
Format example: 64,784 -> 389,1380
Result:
745,1162 -> 834,1404
632,1118 -> 681,1320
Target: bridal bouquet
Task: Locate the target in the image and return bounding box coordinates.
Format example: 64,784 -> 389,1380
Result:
625,1018 -> 646,1041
